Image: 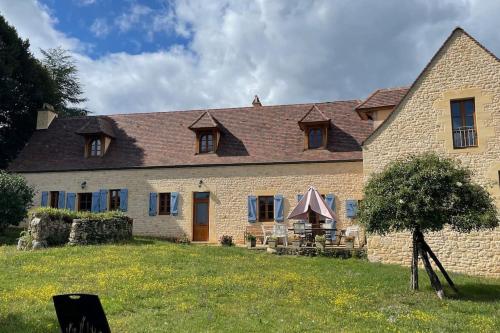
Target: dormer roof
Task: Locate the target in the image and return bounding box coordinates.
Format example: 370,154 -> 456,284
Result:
298,105 -> 330,130
75,116 -> 116,138
188,111 -> 219,130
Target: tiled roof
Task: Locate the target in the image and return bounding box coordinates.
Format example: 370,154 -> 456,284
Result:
9,100 -> 372,172
75,117 -> 116,138
356,87 -> 409,111
299,105 -> 330,123
188,111 -> 219,129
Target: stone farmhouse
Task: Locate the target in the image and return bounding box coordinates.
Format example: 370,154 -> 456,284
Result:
8,28 -> 499,277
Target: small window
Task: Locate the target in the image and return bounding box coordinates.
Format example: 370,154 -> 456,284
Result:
308,128 -> 323,149
89,137 -> 102,156
78,193 -> 92,211
451,99 -> 477,148
109,189 -> 120,210
49,191 -> 59,208
199,132 -> 214,153
159,192 -> 171,215
258,196 -> 274,222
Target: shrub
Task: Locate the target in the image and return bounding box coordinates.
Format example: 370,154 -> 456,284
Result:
246,234 -> 256,241
0,171 -> 34,233
175,233 -> 191,244
314,235 -> 326,243
17,230 -> 33,250
219,235 -> 233,246
30,207 -> 126,222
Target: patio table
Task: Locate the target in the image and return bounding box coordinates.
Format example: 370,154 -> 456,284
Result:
288,227 -> 343,244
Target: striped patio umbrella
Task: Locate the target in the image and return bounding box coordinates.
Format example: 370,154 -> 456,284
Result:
287,186 -> 336,220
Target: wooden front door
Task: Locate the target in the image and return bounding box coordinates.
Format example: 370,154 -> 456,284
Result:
193,192 -> 210,241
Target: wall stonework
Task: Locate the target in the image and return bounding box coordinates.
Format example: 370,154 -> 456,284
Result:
363,30 -> 500,278
22,161 -> 364,244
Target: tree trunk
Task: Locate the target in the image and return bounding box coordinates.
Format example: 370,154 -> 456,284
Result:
411,229 -> 419,290
418,238 -> 444,299
421,239 -> 458,293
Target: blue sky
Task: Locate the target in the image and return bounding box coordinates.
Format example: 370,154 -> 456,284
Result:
40,0 -> 189,57
1,1 -> 500,115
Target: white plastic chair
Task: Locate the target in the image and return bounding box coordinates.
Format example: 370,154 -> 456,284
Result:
261,224 -> 274,245
345,225 -> 360,247
273,224 -> 288,247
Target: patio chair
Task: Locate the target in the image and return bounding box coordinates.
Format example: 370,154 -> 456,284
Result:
321,222 -> 335,243
345,225 -> 361,248
273,224 -> 288,247
293,222 -> 306,240
261,224 -> 274,245
53,294 -> 110,333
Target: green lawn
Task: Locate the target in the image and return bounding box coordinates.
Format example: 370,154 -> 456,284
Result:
0,236 -> 499,333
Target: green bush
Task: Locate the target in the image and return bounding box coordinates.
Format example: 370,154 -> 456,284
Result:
31,207 -> 126,222
0,171 -> 34,232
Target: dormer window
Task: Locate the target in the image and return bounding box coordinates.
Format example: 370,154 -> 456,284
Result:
298,105 -> 330,150
308,128 -> 324,149
75,116 -> 116,158
89,137 -> 102,157
188,111 -> 221,155
199,131 -> 214,153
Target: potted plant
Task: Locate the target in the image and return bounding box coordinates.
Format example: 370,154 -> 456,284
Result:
220,235 -> 234,246
315,235 -> 326,251
246,234 -> 257,248
291,235 -> 302,247
267,236 -> 278,248
344,235 -> 355,249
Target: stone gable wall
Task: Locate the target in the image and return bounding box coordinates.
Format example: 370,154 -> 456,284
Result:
363,30 -> 500,278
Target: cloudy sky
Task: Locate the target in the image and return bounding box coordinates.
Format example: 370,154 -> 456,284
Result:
0,0 -> 499,115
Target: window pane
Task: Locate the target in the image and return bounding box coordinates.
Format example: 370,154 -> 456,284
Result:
195,203 -> 209,225
452,117 -> 462,129
451,102 -> 461,117
195,192 -> 209,199
464,100 -> 474,115
465,115 -> 475,127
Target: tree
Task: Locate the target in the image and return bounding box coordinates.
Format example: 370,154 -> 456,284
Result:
0,15 -> 58,169
0,171 -> 34,233
40,47 -> 89,117
359,153 -> 498,298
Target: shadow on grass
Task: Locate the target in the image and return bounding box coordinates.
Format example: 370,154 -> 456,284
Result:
448,283 -> 500,303
0,313 -> 58,333
0,226 -> 22,246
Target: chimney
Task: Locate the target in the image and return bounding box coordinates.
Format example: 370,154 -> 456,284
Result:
252,95 -> 262,107
36,103 -> 58,130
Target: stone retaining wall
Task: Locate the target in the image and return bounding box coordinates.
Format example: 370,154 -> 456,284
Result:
21,214 -> 133,249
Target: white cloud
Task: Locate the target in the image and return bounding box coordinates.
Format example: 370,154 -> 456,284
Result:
76,0 -> 97,6
1,0 -> 500,115
115,3 -> 153,33
90,18 -> 110,38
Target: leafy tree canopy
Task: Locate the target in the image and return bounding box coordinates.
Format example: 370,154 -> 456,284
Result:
359,153 -> 498,235
0,171 -> 34,232
41,47 -> 88,117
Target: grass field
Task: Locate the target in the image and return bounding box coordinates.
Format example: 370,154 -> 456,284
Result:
0,232 -> 499,332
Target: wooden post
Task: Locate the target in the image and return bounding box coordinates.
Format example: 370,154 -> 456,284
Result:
411,229 -> 419,290
418,243 -> 444,299
421,240 -> 458,293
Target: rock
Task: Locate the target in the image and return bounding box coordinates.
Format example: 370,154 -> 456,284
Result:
32,240 -> 47,250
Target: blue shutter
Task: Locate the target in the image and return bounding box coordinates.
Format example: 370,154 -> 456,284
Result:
66,193 -> 76,211
91,192 -> 100,212
119,189 -> 128,212
346,199 -> 358,218
99,189 -> 108,212
170,192 -> 179,216
248,195 -> 257,222
274,194 -> 284,222
297,194 -> 303,202
41,191 -> 49,207
58,191 -> 65,209
149,192 -> 158,216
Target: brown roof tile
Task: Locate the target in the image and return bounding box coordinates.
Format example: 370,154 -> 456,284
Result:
9,100 -> 372,172
188,111 -> 219,129
75,116 -> 116,138
356,87 -> 409,110
298,104 -> 330,123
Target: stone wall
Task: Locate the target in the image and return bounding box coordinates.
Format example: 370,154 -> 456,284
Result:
69,217 -> 133,245
363,29 -> 500,278
22,214 -> 133,249
22,161 -> 364,244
